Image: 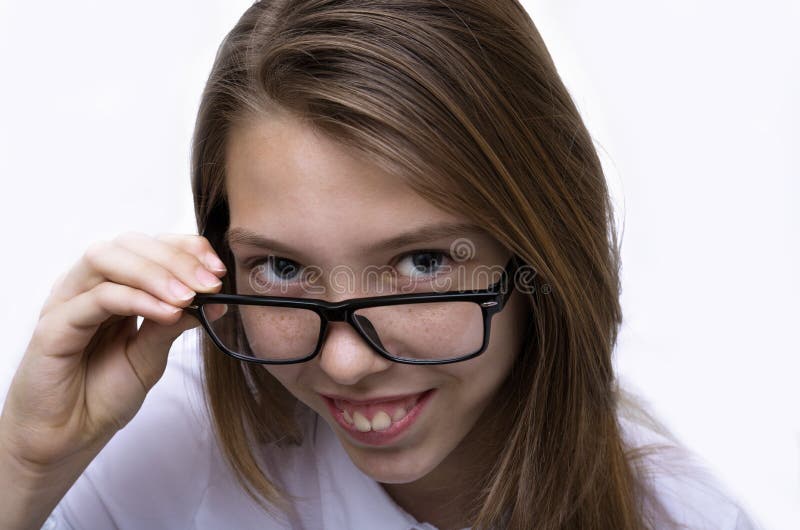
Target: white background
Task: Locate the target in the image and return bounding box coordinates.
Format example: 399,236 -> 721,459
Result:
0,1 -> 797,528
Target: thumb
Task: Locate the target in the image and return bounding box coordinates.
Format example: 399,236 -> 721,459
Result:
124,312 -> 204,392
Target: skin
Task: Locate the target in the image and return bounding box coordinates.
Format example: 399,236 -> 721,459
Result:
226,110 -> 529,529
0,233 -> 226,529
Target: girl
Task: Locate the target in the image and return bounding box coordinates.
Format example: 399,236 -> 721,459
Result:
0,1 -> 756,529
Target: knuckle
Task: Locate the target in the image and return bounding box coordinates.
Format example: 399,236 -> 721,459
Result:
82,240 -> 109,267
177,248 -> 203,270
133,258 -> 169,288
91,281 -> 116,302
186,235 -> 209,255
154,232 -> 177,242
31,312 -> 50,341
37,271 -> 71,319
157,265 -> 181,287
42,272 -> 68,305
155,232 -> 203,255
154,268 -> 184,300
38,297 -> 56,319
31,312 -> 59,353
113,231 -> 148,247
92,282 -> 138,315
51,270 -> 68,291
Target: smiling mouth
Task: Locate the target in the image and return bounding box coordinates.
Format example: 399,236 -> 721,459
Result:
321,389 -> 435,445
334,393 -> 425,431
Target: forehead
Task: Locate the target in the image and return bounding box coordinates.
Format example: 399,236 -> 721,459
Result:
224,113 -> 489,264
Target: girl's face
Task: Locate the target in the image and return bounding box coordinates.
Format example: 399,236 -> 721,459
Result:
225,111 -> 528,484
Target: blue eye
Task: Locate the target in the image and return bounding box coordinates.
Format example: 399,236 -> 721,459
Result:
244,251 -> 453,291
251,256 -> 303,284
396,251 -> 452,279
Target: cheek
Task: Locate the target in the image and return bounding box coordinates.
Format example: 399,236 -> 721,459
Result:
263,365 -> 307,398
491,292 -> 529,365
450,294 -> 528,399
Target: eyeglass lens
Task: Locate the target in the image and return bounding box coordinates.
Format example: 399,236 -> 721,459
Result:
202,301 -> 484,362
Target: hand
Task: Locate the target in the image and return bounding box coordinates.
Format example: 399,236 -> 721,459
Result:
0,232 -> 227,476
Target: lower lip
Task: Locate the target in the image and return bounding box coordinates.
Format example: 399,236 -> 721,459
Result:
323,390 -> 435,447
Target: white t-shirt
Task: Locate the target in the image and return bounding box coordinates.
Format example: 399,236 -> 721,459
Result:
42,330 -> 759,530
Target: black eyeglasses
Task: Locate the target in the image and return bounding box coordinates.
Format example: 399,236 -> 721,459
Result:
184,256 -> 521,365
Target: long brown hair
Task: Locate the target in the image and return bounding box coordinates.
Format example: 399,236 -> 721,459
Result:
190,1 -> 676,528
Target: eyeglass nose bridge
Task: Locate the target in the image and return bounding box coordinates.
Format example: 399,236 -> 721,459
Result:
314,305 -> 388,356
318,306 -> 351,322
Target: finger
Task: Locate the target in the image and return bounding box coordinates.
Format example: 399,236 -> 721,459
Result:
41,232 -> 226,316
113,231 -> 227,291
33,281 -> 189,360
154,232 -> 227,272
39,247 -> 106,316
122,311 -> 203,392
120,299 -> 227,394
42,241 -> 220,318
39,270 -> 70,319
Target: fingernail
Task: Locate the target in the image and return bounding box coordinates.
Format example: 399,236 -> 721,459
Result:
170,279 -> 195,300
205,253 -> 227,272
196,267 -> 222,288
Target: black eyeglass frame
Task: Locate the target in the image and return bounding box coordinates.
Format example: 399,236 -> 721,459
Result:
184,256 -> 522,366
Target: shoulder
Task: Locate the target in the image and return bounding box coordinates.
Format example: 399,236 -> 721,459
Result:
52,330 -> 214,528
51,329 -> 311,530
617,397 -> 760,530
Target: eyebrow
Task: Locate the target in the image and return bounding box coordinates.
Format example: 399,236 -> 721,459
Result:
224,221 -> 487,256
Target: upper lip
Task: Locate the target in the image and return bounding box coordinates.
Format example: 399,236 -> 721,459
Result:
318,390 -> 431,405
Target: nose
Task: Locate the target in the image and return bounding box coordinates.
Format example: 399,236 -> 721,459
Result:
317,321 -> 393,385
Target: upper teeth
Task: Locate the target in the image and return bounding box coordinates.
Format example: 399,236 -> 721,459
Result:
392,407 -> 407,422
335,393 -> 424,432
341,406 -> 409,432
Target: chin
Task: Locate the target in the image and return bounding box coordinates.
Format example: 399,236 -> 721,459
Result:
338,434 -> 444,484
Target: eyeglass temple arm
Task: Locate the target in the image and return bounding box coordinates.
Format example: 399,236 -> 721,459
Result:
183,304 -> 203,320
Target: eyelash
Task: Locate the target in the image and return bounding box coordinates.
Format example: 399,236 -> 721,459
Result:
243,250 -> 456,284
